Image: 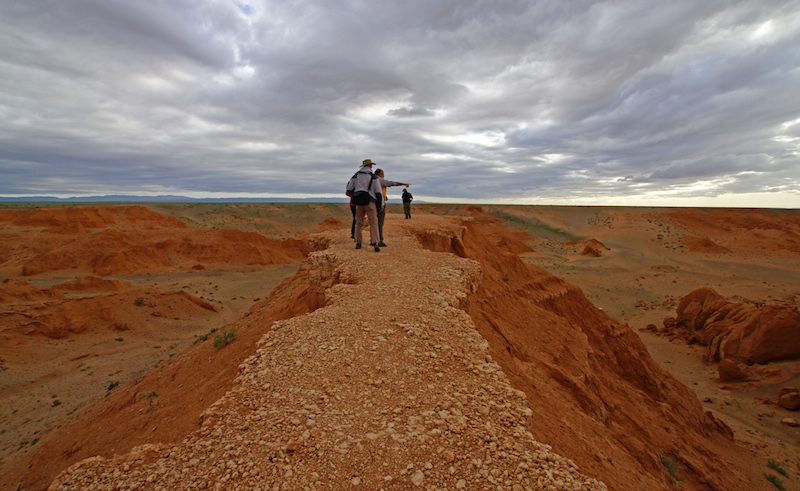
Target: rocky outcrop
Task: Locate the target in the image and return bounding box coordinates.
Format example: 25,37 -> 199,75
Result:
410,213 -> 761,490
662,288 -> 800,364
46,218 -> 605,491
0,278 -> 63,303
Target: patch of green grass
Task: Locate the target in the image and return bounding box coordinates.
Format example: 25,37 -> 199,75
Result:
134,297 -> 145,306
768,459 -> 789,477
114,337 -> 123,342
766,474 -> 787,491
213,329 -> 237,348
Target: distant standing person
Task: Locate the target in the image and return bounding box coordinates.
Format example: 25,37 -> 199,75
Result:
345,159 -> 382,252
374,168 -> 410,247
402,188 -> 413,219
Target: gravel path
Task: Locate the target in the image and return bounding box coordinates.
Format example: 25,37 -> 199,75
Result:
50,217 -> 606,491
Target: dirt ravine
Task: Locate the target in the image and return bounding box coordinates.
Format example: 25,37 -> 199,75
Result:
48,216 -> 606,491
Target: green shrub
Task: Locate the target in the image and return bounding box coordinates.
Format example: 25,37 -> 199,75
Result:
766,474 -> 787,491
105,381 -> 119,396
213,329 -> 237,347
192,327 -> 218,345
768,459 -> 789,477
134,297 -> 145,306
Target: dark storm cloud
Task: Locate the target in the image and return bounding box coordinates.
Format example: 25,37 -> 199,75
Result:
0,0 -> 798,205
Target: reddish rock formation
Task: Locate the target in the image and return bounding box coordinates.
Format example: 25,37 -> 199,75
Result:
718,358 -> 748,382
0,278 -> 63,303
661,288 -> 800,364
0,206 -> 312,277
2,288 -> 216,340
411,213 -> 758,490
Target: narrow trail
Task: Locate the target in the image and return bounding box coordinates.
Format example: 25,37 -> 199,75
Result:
50,216 -> 605,490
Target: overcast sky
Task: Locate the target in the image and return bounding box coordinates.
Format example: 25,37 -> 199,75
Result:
1,0 -> 799,206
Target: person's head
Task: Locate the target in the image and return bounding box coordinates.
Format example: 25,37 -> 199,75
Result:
375,168 -> 385,177
403,188 -> 407,192
361,159 -> 375,168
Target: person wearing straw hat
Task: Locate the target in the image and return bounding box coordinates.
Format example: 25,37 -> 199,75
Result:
345,159 -> 382,252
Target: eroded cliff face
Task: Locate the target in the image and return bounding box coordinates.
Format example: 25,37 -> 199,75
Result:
2,256 -> 335,491
411,212 -> 764,490
1,211 -> 770,491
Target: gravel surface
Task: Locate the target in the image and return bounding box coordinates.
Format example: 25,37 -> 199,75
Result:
50,220 -> 606,491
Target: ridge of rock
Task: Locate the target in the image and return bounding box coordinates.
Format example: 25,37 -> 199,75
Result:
49,220 -> 605,490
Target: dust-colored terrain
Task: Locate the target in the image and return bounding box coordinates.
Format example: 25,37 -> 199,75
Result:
0,203 -> 799,490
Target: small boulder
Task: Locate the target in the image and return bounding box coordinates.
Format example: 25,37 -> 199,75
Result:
778,389 -> 800,411
718,359 -> 748,382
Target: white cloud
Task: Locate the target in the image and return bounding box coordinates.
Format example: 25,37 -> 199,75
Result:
0,0 -> 798,206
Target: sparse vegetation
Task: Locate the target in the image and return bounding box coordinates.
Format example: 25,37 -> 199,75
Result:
768,459 -> 789,477
659,454 -> 684,482
134,297 -> 145,306
213,329 -> 237,347
105,381 -> 119,396
193,327 -> 218,345
141,391 -> 159,410
766,474 -> 787,490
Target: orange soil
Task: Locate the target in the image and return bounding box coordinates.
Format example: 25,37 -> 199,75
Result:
1,203 -> 799,490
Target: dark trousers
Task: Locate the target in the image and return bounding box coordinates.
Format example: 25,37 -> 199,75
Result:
403,202 -> 411,218
350,205 -> 356,237
377,207 -> 385,242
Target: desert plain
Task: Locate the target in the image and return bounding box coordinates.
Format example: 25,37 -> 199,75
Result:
0,202 -> 799,490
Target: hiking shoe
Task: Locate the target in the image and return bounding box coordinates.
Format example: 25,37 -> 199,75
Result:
374,244 -> 381,252
378,242 -> 387,247
355,243 -> 362,249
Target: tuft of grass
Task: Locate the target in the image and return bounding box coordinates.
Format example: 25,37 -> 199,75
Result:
213,329 -> 237,348
192,327 -> 218,345
134,297 -> 145,306
51,399 -> 61,408
768,459 -> 789,477
766,474 -> 787,491
659,454 -> 684,482
105,381 -> 119,396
